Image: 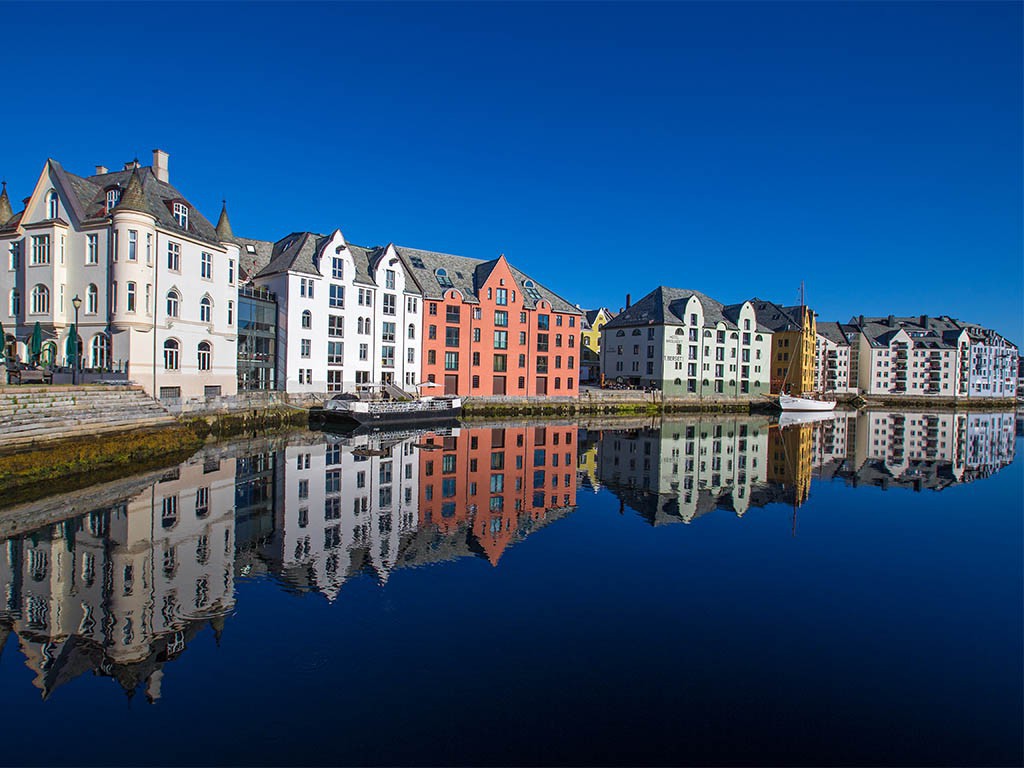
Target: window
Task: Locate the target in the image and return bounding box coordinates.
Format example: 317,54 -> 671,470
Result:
407,296 -> 418,313
30,284 -> 49,314
329,284 -> 344,308
300,339 -> 311,358
383,294 -> 396,315
472,351 -> 480,366
329,316 -> 344,337
494,310 -> 508,327
382,322 -> 396,342
46,189 -> 58,219
327,370 -> 344,391
127,230 -> 137,261
197,341 -> 212,371
494,330 -> 508,349
301,310 -> 312,329
106,188 -> 120,213
496,288 -> 508,305
300,278 -> 315,298
446,305 -> 461,323
166,290 -> 180,318
146,233 -> 153,264
201,252 -> 212,279
407,323 -> 415,339
445,352 -> 459,370
494,354 -> 507,372
30,235 -> 50,265
359,343 -> 368,361
83,283 -> 98,314
167,241 -> 180,271
328,341 -> 343,364
538,314 -> 550,330
173,202 -> 188,229
427,350 -> 436,364
126,281 -> 136,312
358,288 -> 372,306
90,334 -> 110,368
200,296 -> 212,323
382,345 -> 395,368
428,325 -> 436,340
163,339 -> 180,370
227,300 -> 233,325
446,326 -> 460,347
332,257 -> 344,280
385,269 -> 396,289
228,259 -> 234,284
435,268 -> 454,289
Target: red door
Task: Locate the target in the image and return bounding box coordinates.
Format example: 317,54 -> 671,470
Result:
537,377 -> 548,395
492,376 -> 506,395
444,374 -> 459,395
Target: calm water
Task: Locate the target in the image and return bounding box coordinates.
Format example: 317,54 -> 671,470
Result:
0,411 -> 1020,766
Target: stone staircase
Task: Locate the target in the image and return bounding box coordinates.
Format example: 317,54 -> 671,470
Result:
0,385 -> 177,450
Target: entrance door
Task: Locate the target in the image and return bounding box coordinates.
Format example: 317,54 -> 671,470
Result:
536,377 -> 548,396
381,372 -> 394,385
492,376 -> 506,395
444,374 -> 459,395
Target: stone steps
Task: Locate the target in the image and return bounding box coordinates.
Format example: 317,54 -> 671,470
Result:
0,386 -> 177,449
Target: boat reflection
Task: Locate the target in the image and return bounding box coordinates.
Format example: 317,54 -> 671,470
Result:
0,413 -> 1015,702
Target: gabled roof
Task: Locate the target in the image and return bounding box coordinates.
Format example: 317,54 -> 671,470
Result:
235,236 -> 275,281
46,159 -> 223,246
393,246 -> 580,313
584,307 -> 616,326
254,231 -> 326,278
748,298 -> 806,332
854,315 -> 965,349
604,287 -> 760,331
817,320 -> 852,346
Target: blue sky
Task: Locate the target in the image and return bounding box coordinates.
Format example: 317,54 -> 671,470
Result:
4,2 -> 1021,339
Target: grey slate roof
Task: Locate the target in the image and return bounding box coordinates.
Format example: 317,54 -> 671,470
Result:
250,231 -> 383,290
749,299 -> 805,332
235,236 -> 275,280
605,287 -> 766,331
583,308 -> 616,327
51,159 -> 223,247
817,320 -> 852,346
392,246 -> 581,313
853,315 -> 965,349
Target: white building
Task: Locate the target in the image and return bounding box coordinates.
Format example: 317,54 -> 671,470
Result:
0,151 -> 238,399
250,231 -> 422,394
853,315 -> 969,397
814,321 -> 858,393
599,287 -> 772,398
958,323 -> 1018,399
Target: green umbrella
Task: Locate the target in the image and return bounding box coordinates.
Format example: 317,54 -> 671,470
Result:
29,322 -> 42,365
65,324 -> 77,367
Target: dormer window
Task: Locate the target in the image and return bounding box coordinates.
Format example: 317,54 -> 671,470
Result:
46,190 -> 58,219
435,268 -> 454,289
173,203 -> 189,229
106,188 -> 121,213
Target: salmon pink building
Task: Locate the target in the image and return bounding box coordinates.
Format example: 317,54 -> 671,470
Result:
393,248 -> 582,397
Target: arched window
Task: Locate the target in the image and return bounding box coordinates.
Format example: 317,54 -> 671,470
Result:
200,296 -> 212,323
86,283 -> 98,314
407,324 -> 415,339
31,284 -> 49,314
173,202 -> 189,229
90,334 -> 110,369
46,190 -> 58,219
755,334 -> 763,342
704,330 -> 712,338
616,330 -> 625,337
166,290 -> 180,318
197,341 -> 212,371
674,328 -> 685,335
301,310 -> 312,329
106,188 -> 120,213
9,288 -> 20,316
674,378 -> 682,386
163,338 -> 180,370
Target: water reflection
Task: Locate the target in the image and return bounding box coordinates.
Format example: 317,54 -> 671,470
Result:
0,413 -> 1015,702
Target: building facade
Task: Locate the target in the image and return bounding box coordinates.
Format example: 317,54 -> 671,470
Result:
251,232 -> 423,394
0,152 -> 238,399
394,249 -> 582,397
852,315 -> 969,397
580,307 -> 615,383
814,321 -> 859,393
749,300 -> 817,395
599,287 -> 772,398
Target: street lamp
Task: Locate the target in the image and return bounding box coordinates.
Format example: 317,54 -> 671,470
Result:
71,294 -> 82,385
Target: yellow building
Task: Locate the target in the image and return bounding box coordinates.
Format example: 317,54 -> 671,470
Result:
581,308 -> 616,383
750,300 -> 817,395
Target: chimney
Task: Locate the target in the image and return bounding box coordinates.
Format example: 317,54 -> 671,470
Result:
152,149 -> 169,183
919,314 -> 928,327
95,165 -> 108,175
858,314 -> 865,326
887,314 -> 895,327
625,293 -> 631,309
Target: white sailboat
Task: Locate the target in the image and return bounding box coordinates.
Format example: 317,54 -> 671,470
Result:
779,393 -> 837,412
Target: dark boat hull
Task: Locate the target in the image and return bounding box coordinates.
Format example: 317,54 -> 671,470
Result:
310,404 -> 462,427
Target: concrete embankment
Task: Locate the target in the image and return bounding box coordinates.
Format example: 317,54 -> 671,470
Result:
462,390 -> 775,417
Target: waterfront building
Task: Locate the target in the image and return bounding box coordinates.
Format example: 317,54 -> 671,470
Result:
956,322 -> 1018,399
749,300 -> 817,395
250,232 -> 423,393
599,287 -> 772,398
236,284 -> 279,391
851,315 -> 969,397
580,307 -> 616,383
393,249 -> 582,397
594,416 -> 774,524
814,321 -> 859,393
0,152 -> 239,399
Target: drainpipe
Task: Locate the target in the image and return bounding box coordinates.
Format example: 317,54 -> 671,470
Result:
153,232 -> 159,398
